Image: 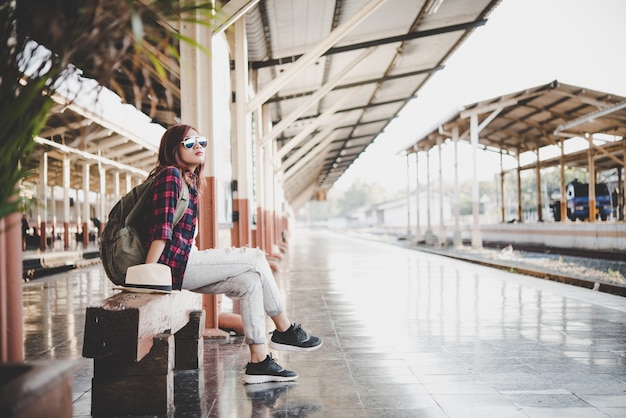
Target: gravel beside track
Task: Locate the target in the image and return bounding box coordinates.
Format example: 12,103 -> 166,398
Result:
344,229 -> 626,292
441,245 -> 626,287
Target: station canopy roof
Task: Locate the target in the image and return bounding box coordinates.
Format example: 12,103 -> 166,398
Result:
404,80 -> 626,173
26,0 -> 502,207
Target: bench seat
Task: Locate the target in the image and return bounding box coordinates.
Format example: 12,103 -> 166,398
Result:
83,290 -> 204,416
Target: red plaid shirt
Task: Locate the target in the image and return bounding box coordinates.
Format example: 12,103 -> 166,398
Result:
140,166 -> 197,290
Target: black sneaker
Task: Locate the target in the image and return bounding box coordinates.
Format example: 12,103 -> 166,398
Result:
244,354 -> 298,384
269,323 -> 323,352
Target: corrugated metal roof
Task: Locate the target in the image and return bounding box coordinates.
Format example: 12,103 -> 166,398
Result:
404,80 -> 626,172
26,0 -> 503,208
246,0 -> 501,205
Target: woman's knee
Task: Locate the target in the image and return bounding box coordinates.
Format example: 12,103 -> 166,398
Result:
233,271 -> 262,297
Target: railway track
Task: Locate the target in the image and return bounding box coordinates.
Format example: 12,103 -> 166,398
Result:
479,240 -> 626,262
412,241 -> 626,297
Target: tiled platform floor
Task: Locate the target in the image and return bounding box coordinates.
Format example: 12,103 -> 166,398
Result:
22,228 -> 626,417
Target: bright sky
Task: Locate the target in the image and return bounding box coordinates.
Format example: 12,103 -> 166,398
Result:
333,0 -> 626,193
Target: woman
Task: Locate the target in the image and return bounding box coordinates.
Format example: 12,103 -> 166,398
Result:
140,124 -> 322,384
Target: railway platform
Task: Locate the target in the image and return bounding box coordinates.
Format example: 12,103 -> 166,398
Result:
21,227 -> 626,417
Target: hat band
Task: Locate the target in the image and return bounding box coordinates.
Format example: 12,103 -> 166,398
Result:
124,283 -> 172,292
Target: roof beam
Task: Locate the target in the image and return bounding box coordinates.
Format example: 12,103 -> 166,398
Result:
284,134 -> 336,181
213,0 -> 260,35
287,182 -> 318,211
554,99 -> 626,133
34,137 -> 149,176
116,149 -> 156,165
259,48 -> 373,148
266,66 -> 444,103
247,0 -> 388,112
276,88 -> 361,159
251,20 -> 487,69
281,126 -> 343,175
337,96 -> 415,113
39,119 -> 93,138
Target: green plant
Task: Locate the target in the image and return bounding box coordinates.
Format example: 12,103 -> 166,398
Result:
0,0 -> 214,220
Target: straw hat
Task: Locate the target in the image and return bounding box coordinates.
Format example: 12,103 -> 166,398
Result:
114,263 -> 173,294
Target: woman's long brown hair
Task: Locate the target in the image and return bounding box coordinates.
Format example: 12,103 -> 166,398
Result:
149,124 -> 205,187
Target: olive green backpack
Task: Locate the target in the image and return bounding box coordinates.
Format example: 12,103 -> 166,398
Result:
100,176 -> 189,285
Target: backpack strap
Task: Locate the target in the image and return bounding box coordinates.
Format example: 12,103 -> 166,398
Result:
172,180 -> 189,226
125,171 -> 189,228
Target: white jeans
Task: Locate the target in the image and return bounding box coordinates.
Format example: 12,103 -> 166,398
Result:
182,247 -> 284,345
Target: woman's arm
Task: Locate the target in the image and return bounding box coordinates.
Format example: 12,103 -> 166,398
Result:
145,239 -> 166,264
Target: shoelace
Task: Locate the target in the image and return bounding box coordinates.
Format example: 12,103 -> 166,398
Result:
245,353 -> 281,370
291,323 -> 309,342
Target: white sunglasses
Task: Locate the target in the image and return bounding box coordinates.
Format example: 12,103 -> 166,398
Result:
180,136 -> 208,149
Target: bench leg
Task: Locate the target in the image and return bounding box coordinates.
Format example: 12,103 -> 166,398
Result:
175,310 -> 205,370
91,333 -> 174,416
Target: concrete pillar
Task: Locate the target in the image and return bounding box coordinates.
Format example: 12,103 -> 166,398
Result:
424,149 -> 434,245
560,138 -> 567,222
39,152 -> 48,250
405,153 -> 412,242
264,138 -> 276,253
63,155 -> 71,249
414,151 -> 422,243
517,151 -> 522,222
437,138 -> 445,246
452,127 -> 462,247
82,163 -> 90,247
535,147 -> 543,222
179,8 -> 222,336
588,136 -> 596,222
0,212 -> 24,362
99,164 -> 106,233
621,141 -> 625,220
470,114 -> 482,248
50,185 -> 56,248
500,151 -> 505,223
124,173 -> 131,194
231,16 -> 252,247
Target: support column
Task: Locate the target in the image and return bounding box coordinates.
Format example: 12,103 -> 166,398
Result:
264,139 -> 277,254
588,136 -> 596,222
0,212 -> 24,362
535,147 -> 543,222
405,153 -> 412,241
517,151 -> 522,222
452,127 -> 461,247
621,140 -> 625,220
231,16 -> 252,247
560,139 -> 567,222
99,164 -> 106,234
63,154 -> 71,249
470,114 -> 482,248
82,163 -> 90,247
423,150 -> 434,245
437,138 -> 445,246
414,151 -> 422,243
499,151 -> 505,223
179,9 -> 223,337
255,144 -> 265,250
39,152 -> 48,250
124,173 -> 131,194
51,186 -> 56,249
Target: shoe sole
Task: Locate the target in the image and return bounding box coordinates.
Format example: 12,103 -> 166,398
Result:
243,373 -> 299,384
244,381 -> 297,394
268,340 -> 323,352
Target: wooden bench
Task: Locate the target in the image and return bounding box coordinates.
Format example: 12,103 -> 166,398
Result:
82,290 -> 204,416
